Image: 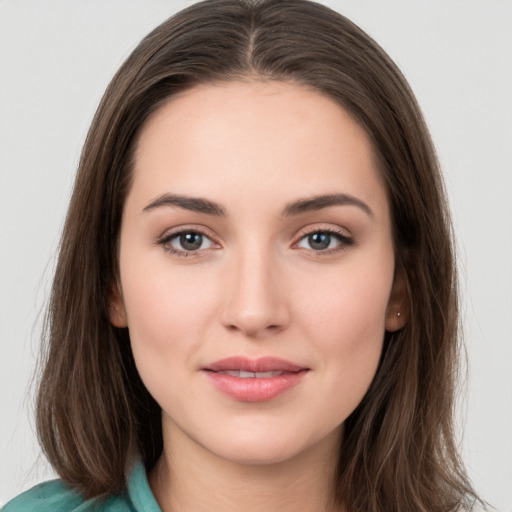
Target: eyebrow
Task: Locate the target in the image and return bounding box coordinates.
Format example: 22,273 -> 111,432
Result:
282,193 -> 374,218
142,192 -> 373,218
143,193 -> 226,216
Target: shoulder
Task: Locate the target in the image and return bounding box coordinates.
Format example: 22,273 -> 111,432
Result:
1,479 -> 136,512
2,480 -> 84,512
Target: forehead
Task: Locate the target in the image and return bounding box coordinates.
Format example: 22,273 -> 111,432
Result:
130,80 -> 388,218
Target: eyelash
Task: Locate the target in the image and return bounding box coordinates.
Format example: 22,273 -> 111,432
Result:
156,227 -> 354,258
294,228 -> 354,255
157,227 -> 216,258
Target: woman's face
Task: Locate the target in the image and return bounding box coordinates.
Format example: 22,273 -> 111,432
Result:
111,81 -> 406,466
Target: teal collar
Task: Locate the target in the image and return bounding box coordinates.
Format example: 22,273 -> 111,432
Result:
126,461 -> 162,512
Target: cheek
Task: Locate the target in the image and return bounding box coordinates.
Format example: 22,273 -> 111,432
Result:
119,255 -> 221,368
293,259 -> 393,395
300,282 -> 387,423
120,261 -> 225,421
297,265 -> 392,343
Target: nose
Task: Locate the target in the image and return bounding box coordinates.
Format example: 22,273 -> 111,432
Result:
220,246 -> 290,338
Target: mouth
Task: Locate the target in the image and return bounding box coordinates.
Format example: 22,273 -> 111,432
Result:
204,356 -> 307,373
203,356 -> 309,402
212,370 -> 288,378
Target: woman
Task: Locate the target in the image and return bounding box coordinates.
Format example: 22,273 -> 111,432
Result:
3,0 -> 485,510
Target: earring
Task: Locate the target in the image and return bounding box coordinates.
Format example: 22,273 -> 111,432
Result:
397,312 -> 401,317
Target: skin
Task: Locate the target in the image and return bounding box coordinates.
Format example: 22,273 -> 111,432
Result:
110,80 -> 407,512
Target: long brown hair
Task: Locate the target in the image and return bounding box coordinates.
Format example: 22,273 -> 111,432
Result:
36,0 -> 480,509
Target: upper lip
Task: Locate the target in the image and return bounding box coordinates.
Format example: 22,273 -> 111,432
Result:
204,356 -> 307,373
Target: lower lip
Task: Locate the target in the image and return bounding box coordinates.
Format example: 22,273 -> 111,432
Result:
204,370 -> 309,402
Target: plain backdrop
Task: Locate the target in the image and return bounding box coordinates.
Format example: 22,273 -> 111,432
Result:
0,0 -> 511,509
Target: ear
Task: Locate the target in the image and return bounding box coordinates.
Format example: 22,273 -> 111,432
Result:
109,281 -> 128,328
385,265 -> 410,332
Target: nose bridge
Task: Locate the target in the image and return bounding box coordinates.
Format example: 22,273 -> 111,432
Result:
221,238 -> 289,336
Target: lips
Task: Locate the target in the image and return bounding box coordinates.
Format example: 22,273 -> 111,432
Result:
203,356 -> 309,402
215,370 -> 285,378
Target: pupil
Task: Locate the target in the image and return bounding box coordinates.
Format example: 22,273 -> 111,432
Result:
309,232 -> 330,250
180,232 -> 202,250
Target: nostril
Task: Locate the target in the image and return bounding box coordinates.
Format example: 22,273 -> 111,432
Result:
224,321 -> 283,338
220,269 -> 291,336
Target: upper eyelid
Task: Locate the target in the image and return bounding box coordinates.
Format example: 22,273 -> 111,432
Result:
156,224 -> 353,249
155,229 -> 218,255
157,225 -> 217,242
292,226 -> 354,252
157,228 -> 219,257
293,224 -> 352,241
299,226 -> 349,235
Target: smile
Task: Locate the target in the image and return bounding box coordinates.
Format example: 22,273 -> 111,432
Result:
203,356 -> 309,402
214,370 -> 285,378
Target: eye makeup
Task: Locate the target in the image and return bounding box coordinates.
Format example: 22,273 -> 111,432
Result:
156,226 -> 219,258
155,224 -> 354,259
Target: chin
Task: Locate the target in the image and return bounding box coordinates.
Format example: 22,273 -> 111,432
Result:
214,440 -> 307,467
199,421 -> 340,468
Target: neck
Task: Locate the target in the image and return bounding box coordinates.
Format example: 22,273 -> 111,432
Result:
149,427 -> 342,512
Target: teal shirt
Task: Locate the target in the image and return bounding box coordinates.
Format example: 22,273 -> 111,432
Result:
2,462 -> 161,512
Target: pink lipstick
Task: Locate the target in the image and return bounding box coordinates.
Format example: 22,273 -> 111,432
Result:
203,356 -> 309,402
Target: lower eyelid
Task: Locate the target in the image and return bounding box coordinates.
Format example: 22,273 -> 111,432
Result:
293,229 -> 354,254
157,227 -> 353,256
157,228 -> 216,251
175,234 -> 212,249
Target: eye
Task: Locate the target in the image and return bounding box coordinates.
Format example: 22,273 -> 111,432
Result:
296,229 -> 353,252
158,229 -> 215,256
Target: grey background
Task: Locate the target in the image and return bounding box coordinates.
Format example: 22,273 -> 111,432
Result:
1,1 -> 511,509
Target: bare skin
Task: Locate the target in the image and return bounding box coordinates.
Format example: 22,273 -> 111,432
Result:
149,427 -> 340,512
111,80 -> 407,512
